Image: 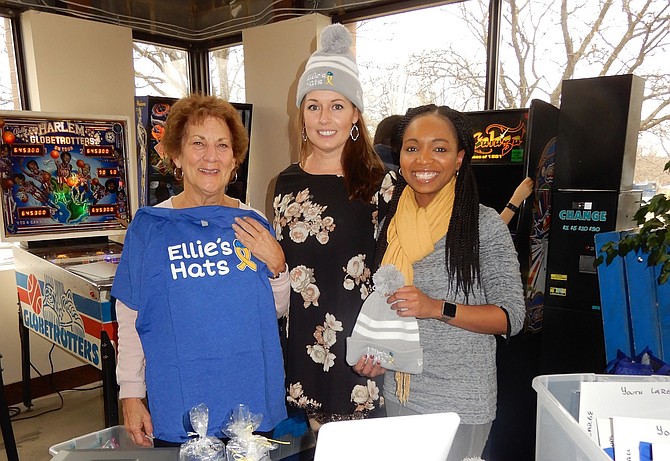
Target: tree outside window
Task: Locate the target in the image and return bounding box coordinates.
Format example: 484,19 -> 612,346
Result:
133,41 -> 189,98
356,1 -> 489,130
356,0 -> 669,189
210,44 -> 246,103
497,0 -> 669,189
132,40 -> 246,103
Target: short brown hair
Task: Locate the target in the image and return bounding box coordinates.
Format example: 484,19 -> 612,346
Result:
161,94 -> 249,170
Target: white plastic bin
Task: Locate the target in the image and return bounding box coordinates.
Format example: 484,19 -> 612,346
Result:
533,373 -> 670,461
49,425 -> 139,457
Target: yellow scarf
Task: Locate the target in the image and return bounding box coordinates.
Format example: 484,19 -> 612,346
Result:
381,175 -> 456,403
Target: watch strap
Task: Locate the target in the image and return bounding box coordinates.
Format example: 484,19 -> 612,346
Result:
505,202 -> 520,213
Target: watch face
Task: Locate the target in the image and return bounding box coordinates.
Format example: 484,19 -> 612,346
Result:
442,301 -> 457,319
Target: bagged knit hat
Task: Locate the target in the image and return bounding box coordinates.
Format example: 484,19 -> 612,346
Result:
346,264 -> 423,374
295,23 -> 364,112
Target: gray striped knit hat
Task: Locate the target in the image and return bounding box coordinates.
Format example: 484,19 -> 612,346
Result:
296,23 -> 364,112
346,264 -> 423,374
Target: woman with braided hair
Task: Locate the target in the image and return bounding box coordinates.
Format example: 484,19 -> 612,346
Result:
355,104 -> 525,461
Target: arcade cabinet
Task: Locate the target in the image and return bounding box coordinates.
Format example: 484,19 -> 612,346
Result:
134,96 -> 253,206
540,74 -> 645,375
474,100 -> 560,461
0,110 -> 134,427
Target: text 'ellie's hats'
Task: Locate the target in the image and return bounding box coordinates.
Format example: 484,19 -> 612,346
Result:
295,23 -> 364,113
346,264 -> 423,374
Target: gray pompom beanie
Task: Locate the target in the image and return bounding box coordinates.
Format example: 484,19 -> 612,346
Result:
295,23 -> 364,112
346,264 -> 423,374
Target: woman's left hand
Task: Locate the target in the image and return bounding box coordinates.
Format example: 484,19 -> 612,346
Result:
387,285 -> 442,320
233,216 -> 286,276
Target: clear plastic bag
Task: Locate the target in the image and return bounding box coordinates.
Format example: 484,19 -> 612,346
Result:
223,404 -> 277,461
179,403 -> 226,461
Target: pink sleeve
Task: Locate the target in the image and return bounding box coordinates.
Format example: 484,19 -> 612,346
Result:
115,300 -> 146,399
270,264 -> 290,318
240,202 -> 290,318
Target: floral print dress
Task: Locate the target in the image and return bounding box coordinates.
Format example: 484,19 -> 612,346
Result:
273,163 -> 394,423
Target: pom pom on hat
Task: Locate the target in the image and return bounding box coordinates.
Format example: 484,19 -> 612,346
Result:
319,23 -> 353,54
296,23 -> 364,112
373,264 -> 405,296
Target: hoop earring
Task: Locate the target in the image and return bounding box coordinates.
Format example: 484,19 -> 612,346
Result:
455,169 -> 459,177
301,126 -> 307,142
173,167 -> 183,181
398,167 -> 403,177
230,171 -> 238,183
350,124 -> 360,141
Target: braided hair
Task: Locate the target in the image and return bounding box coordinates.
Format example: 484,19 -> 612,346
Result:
374,104 -> 481,299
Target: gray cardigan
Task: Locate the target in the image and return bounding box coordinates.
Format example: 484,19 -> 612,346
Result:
383,205 -> 525,424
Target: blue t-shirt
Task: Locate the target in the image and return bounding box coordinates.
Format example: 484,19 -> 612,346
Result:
112,205 -> 287,442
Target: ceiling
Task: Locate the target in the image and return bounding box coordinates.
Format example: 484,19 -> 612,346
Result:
0,0 -> 448,44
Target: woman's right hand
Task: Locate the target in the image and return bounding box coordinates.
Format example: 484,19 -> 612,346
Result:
232,216 -> 286,276
122,397 -> 154,447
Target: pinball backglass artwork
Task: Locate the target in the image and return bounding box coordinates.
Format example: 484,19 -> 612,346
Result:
0,111 -> 132,242
135,96 -> 253,207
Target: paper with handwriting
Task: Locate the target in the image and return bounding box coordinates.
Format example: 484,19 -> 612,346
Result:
577,381 -> 670,441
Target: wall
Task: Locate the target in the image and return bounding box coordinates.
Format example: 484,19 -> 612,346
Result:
243,13 -> 331,215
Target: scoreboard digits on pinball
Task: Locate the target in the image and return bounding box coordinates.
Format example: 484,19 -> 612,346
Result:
0,111 -> 132,242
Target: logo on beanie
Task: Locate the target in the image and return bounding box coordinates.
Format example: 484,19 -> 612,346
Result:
306,71 -> 333,88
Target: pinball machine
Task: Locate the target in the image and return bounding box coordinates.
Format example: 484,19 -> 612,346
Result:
0,110 -> 133,427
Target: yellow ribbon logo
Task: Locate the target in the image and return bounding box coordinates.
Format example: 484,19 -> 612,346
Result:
326,71 -> 334,86
234,239 -> 257,271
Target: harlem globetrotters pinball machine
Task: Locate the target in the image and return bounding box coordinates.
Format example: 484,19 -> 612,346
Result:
0,110 -> 134,427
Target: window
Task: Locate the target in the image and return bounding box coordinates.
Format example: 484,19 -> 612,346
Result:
209,44 -> 246,103
497,0 -> 670,191
133,41 -> 189,97
0,15 -> 21,110
355,2 -> 489,131
356,0 -> 669,189
1,15 -> 20,268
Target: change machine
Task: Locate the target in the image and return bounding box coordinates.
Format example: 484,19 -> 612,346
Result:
541,75 -> 645,374
0,110 -> 133,426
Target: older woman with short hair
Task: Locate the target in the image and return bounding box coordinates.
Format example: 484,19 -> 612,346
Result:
113,93 -> 289,447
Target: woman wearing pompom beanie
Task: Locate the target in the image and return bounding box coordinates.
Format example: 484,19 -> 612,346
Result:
273,23 -> 395,431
